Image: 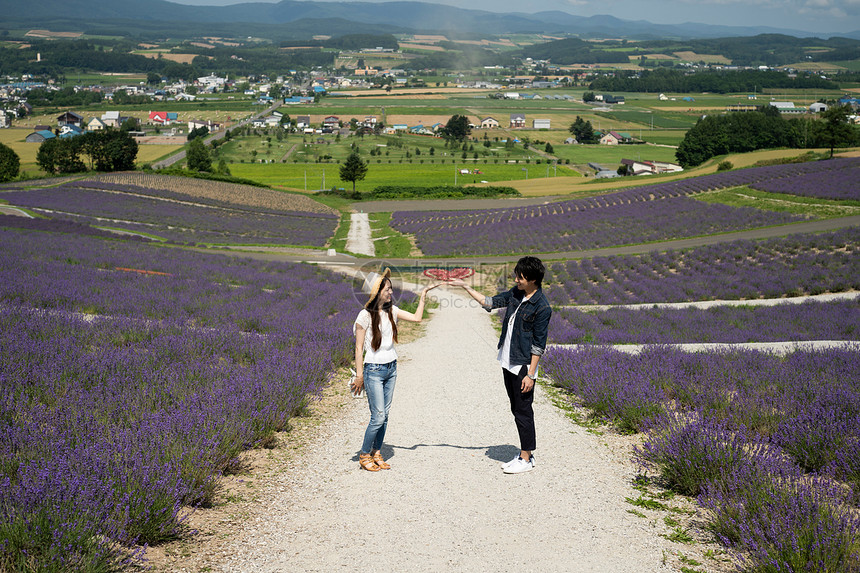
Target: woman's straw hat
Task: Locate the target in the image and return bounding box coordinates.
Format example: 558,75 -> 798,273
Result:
364,267 -> 391,308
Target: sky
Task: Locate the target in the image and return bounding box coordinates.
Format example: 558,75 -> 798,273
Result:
171,0 -> 859,35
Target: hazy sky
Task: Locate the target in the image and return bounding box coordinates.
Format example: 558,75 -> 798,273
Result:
172,0 -> 859,35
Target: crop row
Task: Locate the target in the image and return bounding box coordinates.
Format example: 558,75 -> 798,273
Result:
549,298 -> 860,344
390,196 -> 800,256
1,185 -> 338,246
544,227 -> 860,305
542,344 -> 860,571
749,161 -> 860,201
389,157 -> 859,257
0,224 -> 395,570
89,172 -> 339,215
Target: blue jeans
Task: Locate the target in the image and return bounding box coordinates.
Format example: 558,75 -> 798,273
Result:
361,360 -> 397,454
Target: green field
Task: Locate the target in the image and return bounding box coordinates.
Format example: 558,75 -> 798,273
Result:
229,161 -> 578,191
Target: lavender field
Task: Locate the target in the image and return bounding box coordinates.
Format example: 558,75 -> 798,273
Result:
544,227 -> 860,305
749,158 -> 860,201
550,298 -> 860,344
0,181 -> 339,247
390,157 -> 860,257
0,225 -> 377,571
542,345 -> 860,570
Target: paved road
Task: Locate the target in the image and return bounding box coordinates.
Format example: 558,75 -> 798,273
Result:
199,214 -> 860,267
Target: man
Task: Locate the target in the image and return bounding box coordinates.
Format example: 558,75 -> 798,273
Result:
450,256 -> 553,474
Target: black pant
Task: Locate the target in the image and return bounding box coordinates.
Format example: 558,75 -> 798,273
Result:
502,366 -> 536,452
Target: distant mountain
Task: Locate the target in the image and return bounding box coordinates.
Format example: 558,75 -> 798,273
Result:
0,0 -> 847,40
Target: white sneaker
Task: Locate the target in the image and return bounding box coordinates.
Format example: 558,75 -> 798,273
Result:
501,455 -> 520,470
503,456 -> 535,474
501,454 -> 536,470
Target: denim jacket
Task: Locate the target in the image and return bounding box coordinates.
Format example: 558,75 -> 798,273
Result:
485,287 -> 552,366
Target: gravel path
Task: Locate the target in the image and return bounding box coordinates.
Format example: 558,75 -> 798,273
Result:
345,212 -> 374,256
210,289 -> 677,572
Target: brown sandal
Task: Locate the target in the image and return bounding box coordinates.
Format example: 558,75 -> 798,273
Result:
359,453 -> 380,472
371,450 -> 390,470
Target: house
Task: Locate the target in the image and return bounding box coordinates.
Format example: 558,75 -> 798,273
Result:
599,132 -> 621,145
599,131 -> 631,145
187,119 -> 221,132
533,119 -> 551,129
59,125 -> 84,138
296,115 -> 311,129
57,111 -> 83,128
322,115 -> 340,128
809,102 -> 828,113
564,137 -> 577,144
480,117 -> 499,129
769,102 -> 804,115
86,117 -> 106,131
598,94 -> 625,105
25,130 -> 56,143
148,111 -> 178,125
283,96 -> 314,105
621,158 -> 683,175
0,113 -> 11,129
510,113 -> 526,128
101,111 -> 121,127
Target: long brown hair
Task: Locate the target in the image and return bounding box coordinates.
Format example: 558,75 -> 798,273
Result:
366,278 -> 398,351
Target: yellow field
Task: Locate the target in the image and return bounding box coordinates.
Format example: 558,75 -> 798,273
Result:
673,51 -> 732,64
0,129 -> 42,174
135,144 -> 184,164
0,129 -> 183,175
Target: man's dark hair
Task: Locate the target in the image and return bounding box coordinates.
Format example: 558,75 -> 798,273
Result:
514,256 -> 545,287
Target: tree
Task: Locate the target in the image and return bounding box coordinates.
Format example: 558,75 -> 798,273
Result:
441,114 -> 471,142
146,72 -> 162,85
120,117 -> 140,132
186,137 -> 211,172
819,104 -> 855,159
339,151 -> 368,193
582,91 -> 596,103
0,143 -> 19,182
569,116 -> 596,144
36,138 -> 86,174
544,142 -> 554,154
187,126 -> 209,141
79,130 -> 138,172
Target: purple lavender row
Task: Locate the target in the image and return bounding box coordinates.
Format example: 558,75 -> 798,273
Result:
542,345 -> 860,570
0,213 -> 150,241
544,227 -> 860,305
391,196 -> 800,256
0,228 -> 370,328
750,162 -> 860,201
390,157 -> 860,257
37,211 -> 319,246
70,180 -> 339,218
1,187 -> 337,247
0,226 -> 380,568
550,299 -> 860,344
1,305 -> 351,569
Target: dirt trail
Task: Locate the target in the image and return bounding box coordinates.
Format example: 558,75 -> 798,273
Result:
202,289 -> 686,572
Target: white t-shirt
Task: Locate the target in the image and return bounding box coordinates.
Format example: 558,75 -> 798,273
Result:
354,305 -> 400,364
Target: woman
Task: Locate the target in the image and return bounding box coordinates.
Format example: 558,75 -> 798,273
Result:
352,268 -> 439,471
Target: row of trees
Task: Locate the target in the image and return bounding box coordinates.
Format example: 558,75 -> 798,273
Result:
588,69 -> 836,95
676,105 -> 859,167
36,131 -> 138,174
